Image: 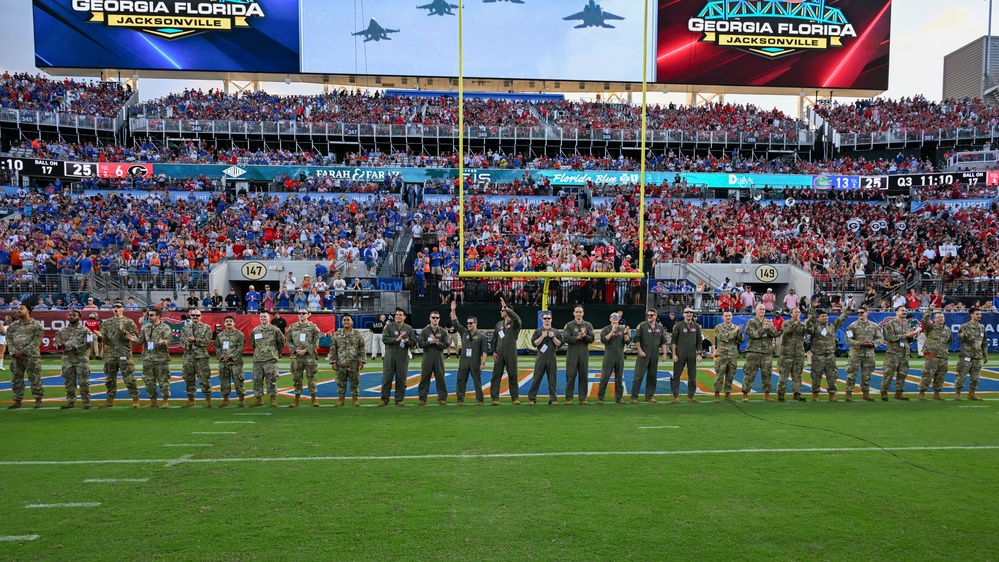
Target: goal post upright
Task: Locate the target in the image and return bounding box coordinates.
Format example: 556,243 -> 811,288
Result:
458,1 -> 466,274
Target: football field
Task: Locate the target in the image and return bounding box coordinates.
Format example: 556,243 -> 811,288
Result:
1,356 -> 997,561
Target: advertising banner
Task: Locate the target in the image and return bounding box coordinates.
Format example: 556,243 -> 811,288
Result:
656,0 -> 891,90
33,0 -> 301,72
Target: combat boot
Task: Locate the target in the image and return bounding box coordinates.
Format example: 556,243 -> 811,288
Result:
793,393 -> 806,402
238,395 -> 246,408
812,392 -> 819,402
34,398 -> 43,409
7,400 -> 21,410
131,397 -> 140,409
829,392 -> 837,402
205,397 -> 212,408
894,390 -> 909,401
845,390 -> 853,403
724,392 -> 733,402
352,398 -> 360,407
98,398 -> 115,409
60,401 -> 75,410
311,393 -> 319,407
933,389 -> 944,401
219,398 -> 230,408
438,399 -> 447,406
713,392 -> 720,403
741,393 -> 749,403
862,390 -> 875,402
969,389 -> 982,401
777,392 -> 785,403
918,390 -> 926,401
880,391 -> 889,402
269,396 -> 277,407
82,401 -> 90,410
290,395 -> 301,408
161,400 -> 170,408
763,392 -> 774,402
181,398 -> 196,408
145,397 -> 159,409
249,396 -> 264,407
954,389 -> 962,401
336,398 -> 346,407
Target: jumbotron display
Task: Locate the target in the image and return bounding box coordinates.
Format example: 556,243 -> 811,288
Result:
32,0 -> 890,90
655,0 -> 891,90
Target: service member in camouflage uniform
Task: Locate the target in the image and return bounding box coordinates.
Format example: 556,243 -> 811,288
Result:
599,312 -> 630,404
671,308 -> 703,403
249,311 -> 286,407
381,308 -> 417,406
563,305 -> 595,405
955,307 -> 988,401
919,311 -> 950,401
418,311 -> 451,405
135,308 -> 174,408
490,298 -> 522,405
180,309 -> 214,408
743,304 -> 778,402
776,307 -> 807,402
329,312 -> 366,407
99,302 -> 140,408
6,303 -> 44,409
881,306 -> 917,401
804,307 -> 850,401
529,312 -> 562,405
450,301 -> 487,405
844,308 -> 884,402
633,309 -> 668,403
55,310 -> 93,409
214,315 -> 246,407
286,308 -> 323,407
712,310 -> 744,403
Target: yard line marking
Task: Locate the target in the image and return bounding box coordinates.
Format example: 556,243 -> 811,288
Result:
1,445 -> 998,467
958,406 -> 989,408
162,444 -> 211,447
25,503 -> 100,508
191,432 -> 237,435
214,421 -> 255,424
83,478 -> 149,483
0,535 -> 40,542
233,413 -> 271,416
638,426 -> 681,429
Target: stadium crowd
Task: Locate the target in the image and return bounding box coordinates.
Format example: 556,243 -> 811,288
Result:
1,71 -> 132,116
814,96 -> 999,135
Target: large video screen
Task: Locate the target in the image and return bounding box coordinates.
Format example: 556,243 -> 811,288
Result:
32,0 -> 300,73
655,0 -> 891,90
298,0 -> 655,82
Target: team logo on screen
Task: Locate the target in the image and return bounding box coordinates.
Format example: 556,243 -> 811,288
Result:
72,0 -> 267,40
687,0 -> 857,58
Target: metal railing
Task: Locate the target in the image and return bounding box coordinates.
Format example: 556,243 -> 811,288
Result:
831,125 -> 999,149
127,117 -> 814,146
0,107 -> 120,132
409,277 -> 647,307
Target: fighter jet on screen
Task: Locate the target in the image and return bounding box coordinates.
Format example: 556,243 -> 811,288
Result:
418,0 -> 460,15
563,0 -> 624,28
483,0 -> 526,4
352,19 -> 400,41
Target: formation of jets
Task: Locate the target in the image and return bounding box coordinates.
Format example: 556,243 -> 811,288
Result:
359,1 -> 624,40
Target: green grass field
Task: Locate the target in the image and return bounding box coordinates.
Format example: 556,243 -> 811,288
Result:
1,357 -> 998,561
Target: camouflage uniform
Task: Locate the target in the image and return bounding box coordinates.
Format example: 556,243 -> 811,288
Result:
180,322 -> 213,400
743,317 -> 778,394
712,322 -> 744,394
56,322 -> 92,406
418,324 -> 451,403
844,319 -> 884,392
453,323 -> 488,404
563,320 -> 595,403
955,320 -> 988,394
286,320 -> 322,398
250,324 -> 285,398
633,320 -> 667,400
776,319 -> 806,397
136,322 -> 174,400
100,316 -> 140,400
214,328 -> 246,401
381,321 -> 416,405
881,318 -> 914,395
919,320 -> 952,393
804,310 -> 849,395
329,327 -> 366,400
6,318 -> 44,403
490,308 -> 522,402
529,328 -> 562,404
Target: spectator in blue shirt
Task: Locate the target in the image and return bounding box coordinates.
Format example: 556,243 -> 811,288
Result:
245,286 -> 261,312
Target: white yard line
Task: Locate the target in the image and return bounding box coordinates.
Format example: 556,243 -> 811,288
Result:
82,478 -> 149,483
25,503 -> 100,508
0,535 -> 40,542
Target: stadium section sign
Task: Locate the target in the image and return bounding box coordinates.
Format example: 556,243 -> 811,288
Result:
656,0 -> 891,90
33,0 -> 300,72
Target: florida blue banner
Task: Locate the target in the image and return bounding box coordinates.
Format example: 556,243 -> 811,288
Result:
33,0 -> 300,72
